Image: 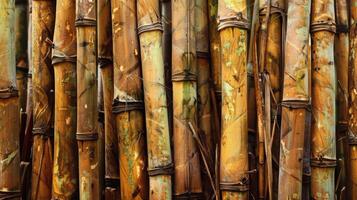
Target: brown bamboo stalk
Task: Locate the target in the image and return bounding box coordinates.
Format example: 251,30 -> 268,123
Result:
52,0 -> 79,198
136,0 -> 173,199
172,0 -> 203,198
111,0 -> 149,199
195,0 -> 214,198
348,2 -> 357,199
31,0 -> 55,199
0,0 -> 21,199
335,0 -> 349,198
97,0 -> 120,198
310,0 -> 336,198
278,0 -> 311,198
75,0 -> 101,199
217,0 -> 249,199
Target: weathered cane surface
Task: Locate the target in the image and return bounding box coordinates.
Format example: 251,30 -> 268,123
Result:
31,0 -> 55,199
137,0 -> 173,199
52,0 -> 79,198
172,0 -> 203,198
278,0 -> 311,198
111,0 -> 149,199
0,0 -> 21,199
310,0 -> 336,198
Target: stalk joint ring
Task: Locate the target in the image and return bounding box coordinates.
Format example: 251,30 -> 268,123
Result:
336,24 -> 349,33
32,127 -> 53,138
0,86 -> 19,99
112,100 -> 144,114
172,71 -> 197,82
138,22 -> 163,35
0,189 -> 21,199
310,157 -> 337,168
220,178 -> 249,192
75,18 -> 96,27
76,132 -> 98,141
310,20 -> 336,33
173,192 -> 204,199
147,163 -> 174,176
217,12 -> 250,31
196,51 -> 210,59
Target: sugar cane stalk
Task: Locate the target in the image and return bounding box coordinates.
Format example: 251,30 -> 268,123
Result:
52,0 -> 79,198
111,0 -> 149,199
0,1 -> 21,199
278,0 -> 311,198
310,0 -> 336,198
217,0 -> 249,199
172,0 -> 203,197
31,0 -> 55,199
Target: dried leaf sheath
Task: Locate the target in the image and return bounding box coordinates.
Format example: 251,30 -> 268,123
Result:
111,0 -> 149,199
0,1 -> 20,199
310,0 -> 336,198
31,0 -> 55,199
137,0 -> 173,199
52,0 -> 79,198
278,0 -> 311,198
172,0 -> 203,197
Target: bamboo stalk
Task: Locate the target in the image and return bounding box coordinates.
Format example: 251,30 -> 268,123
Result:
310,0 -> 336,198
348,2 -> 357,199
31,0 -> 55,199
97,0 -> 120,198
278,0 -> 311,198
111,0 -> 149,199
0,0 -> 21,199
136,0 -> 174,199
335,0 -> 349,198
52,0 -> 79,198
171,0 -> 203,198
217,0 -> 249,199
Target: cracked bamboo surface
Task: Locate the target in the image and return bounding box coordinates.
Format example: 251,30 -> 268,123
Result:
172,0 -> 203,198
52,0 -> 79,198
111,0 -> 149,199
137,0 -> 173,199
278,0 -> 311,198
31,0 -> 55,199
310,0 -> 336,198
0,0 -> 21,199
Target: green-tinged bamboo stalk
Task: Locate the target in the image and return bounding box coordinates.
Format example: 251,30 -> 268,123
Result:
111,0 -> 149,199
278,0 -> 311,198
217,0 -> 249,199
172,0 -> 203,198
348,2 -> 357,199
97,0 -> 120,198
335,0 -> 349,198
52,0 -> 79,198
137,0 -> 173,199
31,0 -> 55,199
75,0 -> 101,199
310,0 -> 336,198
195,0 -> 214,198
0,0 -> 21,199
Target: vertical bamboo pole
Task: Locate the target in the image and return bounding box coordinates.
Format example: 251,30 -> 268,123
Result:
75,0 -> 101,199
335,0 -> 349,198
172,0 -> 203,198
310,0 -> 336,198
0,0 -> 20,199
98,0 -> 120,198
278,0 -> 311,198
31,0 -> 55,199
52,0 -> 79,198
217,0 -> 249,199
111,0 -> 149,199
348,2 -> 357,199
137,0 -> 173,199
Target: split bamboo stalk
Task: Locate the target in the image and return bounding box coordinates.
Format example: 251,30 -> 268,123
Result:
0,0 -> 21,199
52,0 -> 79,198
111,0 -> 149,199
310,0 -> 336,198
172,0 -> 203,197
217,0 -> 249,199
195,0 -> 214,198
75,0 -> 101,198
97,0 -> 120,198
31,0 -> 55,199
348,2 -> 357,199
136,0 -> 173,199
278,0 -> 311,198
335,0 -> 349,198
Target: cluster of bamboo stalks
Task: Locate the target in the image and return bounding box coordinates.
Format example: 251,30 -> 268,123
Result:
0,0 -> 357,199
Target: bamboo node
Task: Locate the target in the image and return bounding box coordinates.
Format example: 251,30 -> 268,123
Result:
75,18 -> 96,27
76,132 -> 98,141
259,6 -> 285,17
147,163 -> 174,176
196,51 -> 210,59
171,71 -> 197,82
217,12 -> 250,31
310,157 -> 337,168
310,21 -> 336,33
220,179 -> 249,192
0,86 -> 19,99
0,190 -> 21,199
280,100 -> 311,110
336,24 -> 349,33
137,22 -> 163,35
32,127 -> 53,138
112,100 -> 144,114
173,192 -> 204,199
